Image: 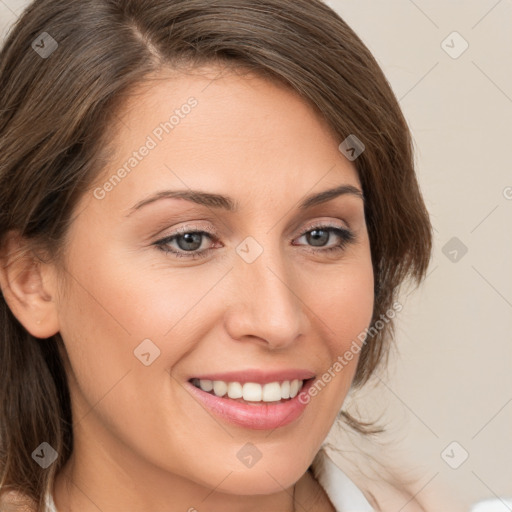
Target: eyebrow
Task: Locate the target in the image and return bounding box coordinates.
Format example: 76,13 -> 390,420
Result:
126,184 -> 364,216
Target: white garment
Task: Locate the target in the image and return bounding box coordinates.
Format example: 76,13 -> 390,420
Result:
44,449 -> 373,512
470,499 -> 512,512
312,449 -> 374,511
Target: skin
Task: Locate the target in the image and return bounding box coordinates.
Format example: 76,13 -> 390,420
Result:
0,65 -> 374,512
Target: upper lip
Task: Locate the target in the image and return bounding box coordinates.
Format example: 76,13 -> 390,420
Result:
188,369 -> 316,385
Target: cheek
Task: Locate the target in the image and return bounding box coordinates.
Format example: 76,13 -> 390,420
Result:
55,271 -> 135,412
312,258 -> 375,355
300,256 -> 374,407
54,243 -> 169,414
56,245 -> 222,401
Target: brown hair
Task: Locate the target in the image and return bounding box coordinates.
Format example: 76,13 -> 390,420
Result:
0,0 -> 432,509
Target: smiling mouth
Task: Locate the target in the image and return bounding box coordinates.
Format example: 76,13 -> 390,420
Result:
188,377 -> 314,404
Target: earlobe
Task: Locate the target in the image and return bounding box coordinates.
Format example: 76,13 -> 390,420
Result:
0,230 -> 60,339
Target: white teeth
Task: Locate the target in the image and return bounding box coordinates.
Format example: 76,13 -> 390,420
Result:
281,380 -> 290,399
195,378 -> 305,402
242,382 -> 262,401
262,382 -> 282,402
290,379 -> 301,398
213,380 -> 227,397
227,381 -> 243,399
199,379 -> 213,392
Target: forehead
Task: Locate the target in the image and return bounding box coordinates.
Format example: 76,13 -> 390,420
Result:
87,65 -> 361,214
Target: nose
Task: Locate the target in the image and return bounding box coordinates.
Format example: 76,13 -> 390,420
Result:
223,243 -> 308,350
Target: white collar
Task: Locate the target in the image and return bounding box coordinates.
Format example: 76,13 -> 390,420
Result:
311,448 -> 374,512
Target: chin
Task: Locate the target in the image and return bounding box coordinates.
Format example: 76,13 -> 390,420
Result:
198,457 -> 306,496
214,474 -> 297,496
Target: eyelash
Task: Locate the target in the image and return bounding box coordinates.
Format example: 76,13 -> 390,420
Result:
154,223 -> 355,260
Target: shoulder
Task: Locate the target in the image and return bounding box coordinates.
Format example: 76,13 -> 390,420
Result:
312,447 -> 467,512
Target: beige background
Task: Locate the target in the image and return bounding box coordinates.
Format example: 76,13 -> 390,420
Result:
1,0 -> 511,509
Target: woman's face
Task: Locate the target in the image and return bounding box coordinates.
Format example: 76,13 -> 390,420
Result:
52,66 -> 374,505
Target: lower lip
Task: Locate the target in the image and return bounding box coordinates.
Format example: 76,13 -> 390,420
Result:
185,379 -> 314,430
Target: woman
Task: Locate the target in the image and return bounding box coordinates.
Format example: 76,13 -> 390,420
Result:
0,1 -> 448,510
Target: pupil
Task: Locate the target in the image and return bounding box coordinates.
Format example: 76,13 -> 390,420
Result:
178,233 -> 202,251
308,229 -> 328,247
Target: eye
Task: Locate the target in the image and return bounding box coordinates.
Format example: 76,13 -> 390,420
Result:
154,223 -> 356,260
154,226 -> 218,260
293,223 -> 355,255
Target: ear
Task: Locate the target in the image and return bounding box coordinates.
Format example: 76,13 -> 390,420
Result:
0,230 -> 60,338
